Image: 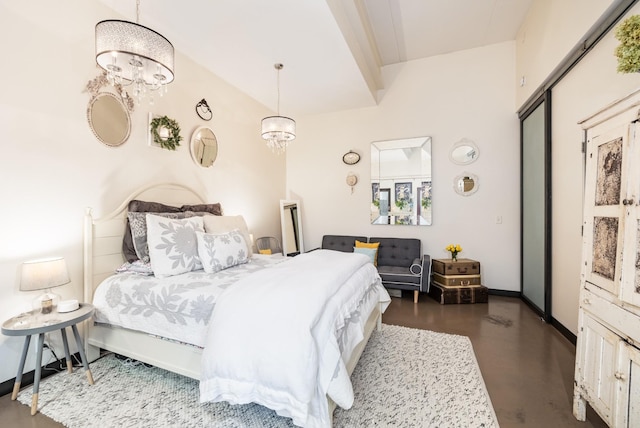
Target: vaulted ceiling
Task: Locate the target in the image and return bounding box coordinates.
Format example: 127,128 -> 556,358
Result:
98,0 -> 533,115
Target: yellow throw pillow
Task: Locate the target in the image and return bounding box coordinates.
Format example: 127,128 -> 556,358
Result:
259,249 -> 272,255
355,240 -> 380,266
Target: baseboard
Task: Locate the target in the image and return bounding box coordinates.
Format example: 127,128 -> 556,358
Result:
551,317 -> 577,345
488,289 -> 521,298
0,352 -> 81,397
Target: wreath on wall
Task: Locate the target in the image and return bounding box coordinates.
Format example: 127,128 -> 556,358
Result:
615,15 -> 640,73
150,115 -> 183,150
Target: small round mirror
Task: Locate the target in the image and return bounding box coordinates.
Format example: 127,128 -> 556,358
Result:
190,126 -> 218,167
454,173 -> 479,196
87,93 -> 131,147
450,138 -> 479,165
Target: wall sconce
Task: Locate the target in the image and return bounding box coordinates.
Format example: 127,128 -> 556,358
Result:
196,98 -> 212,121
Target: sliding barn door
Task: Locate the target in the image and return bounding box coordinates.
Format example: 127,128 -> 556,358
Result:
520,93 -> 551,321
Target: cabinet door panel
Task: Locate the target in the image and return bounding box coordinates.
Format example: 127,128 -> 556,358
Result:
615,342 -> 640,427
621,122 -> 640,308
583,124 -> 631,296
581,314 -> 619,425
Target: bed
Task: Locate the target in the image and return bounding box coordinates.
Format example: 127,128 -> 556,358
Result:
83,183 -> 390,427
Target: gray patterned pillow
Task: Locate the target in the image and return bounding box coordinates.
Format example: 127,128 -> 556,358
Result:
196,229 -> 249,273
128,212 -> 190,263
146,214 -> 205,278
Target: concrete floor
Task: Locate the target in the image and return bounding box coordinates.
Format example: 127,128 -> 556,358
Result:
0,294 -> 606,427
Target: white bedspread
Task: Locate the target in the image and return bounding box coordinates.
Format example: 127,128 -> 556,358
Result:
92,255 -> 287,347
199,249 -> 389,428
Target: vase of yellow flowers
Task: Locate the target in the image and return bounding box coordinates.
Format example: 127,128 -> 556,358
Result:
445,244 -> 462,261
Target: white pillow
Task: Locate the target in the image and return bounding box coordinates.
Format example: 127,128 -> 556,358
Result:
146,214 -> 204,278
196,229 -> 249,273
202,215 -> 253,256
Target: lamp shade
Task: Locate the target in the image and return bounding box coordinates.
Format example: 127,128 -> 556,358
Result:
20,257 -> 70,292
95,20 -> 175,85
261,116 -> 296,142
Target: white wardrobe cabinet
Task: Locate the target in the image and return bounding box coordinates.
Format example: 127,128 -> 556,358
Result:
574,89 -> 640,427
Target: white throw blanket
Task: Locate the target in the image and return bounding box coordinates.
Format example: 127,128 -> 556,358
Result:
199,250 -> 386,428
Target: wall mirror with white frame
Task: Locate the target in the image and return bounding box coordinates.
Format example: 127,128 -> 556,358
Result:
370,136 -> 432,225
450,138 -> 479,165
280,200 -> 304,256
453,172 -> 479,196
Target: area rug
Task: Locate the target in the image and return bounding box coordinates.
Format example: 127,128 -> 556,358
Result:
17,324 -> 499,427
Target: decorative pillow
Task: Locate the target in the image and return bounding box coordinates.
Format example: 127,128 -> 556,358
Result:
259,249 -> 272,255
196,229 -> 249,273
203,215 -> 253,257
355,240 -> 380,266
123,200 -> 181,262
128,212 -> 191,263
115,260 -> 154,276
122,200 -> 223,263
146,214 -> 204,278
353,247 -> 377,265
182,203 -> 222,215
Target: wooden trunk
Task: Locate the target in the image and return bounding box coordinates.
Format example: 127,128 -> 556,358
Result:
432,273 -> 481,287
429,282 -> 488,304
432,258 -> 480,276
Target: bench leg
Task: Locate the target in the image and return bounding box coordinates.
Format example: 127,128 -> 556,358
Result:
414,290 -> 419,303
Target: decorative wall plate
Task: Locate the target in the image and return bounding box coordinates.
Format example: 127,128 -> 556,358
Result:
342,150 -> 360,165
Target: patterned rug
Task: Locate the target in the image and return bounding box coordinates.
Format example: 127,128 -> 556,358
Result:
17,324 -> 498,427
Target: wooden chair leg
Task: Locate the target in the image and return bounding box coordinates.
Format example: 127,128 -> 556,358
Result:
414,290 -> 419,303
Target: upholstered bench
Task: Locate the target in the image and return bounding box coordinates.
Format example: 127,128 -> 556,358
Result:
321,235 -> 431,303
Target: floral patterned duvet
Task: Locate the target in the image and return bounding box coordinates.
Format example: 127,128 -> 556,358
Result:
92,254 -> 287,348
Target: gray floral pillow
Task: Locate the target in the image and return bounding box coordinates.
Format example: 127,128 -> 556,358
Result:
128,212 -> 190,263
146,214 -> 205,278
196,229 -> 249,273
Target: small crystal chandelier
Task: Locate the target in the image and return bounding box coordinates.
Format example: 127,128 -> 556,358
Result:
261,63 -> 296,154
95,0 -> 174,105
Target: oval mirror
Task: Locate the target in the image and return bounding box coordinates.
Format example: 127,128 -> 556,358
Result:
450,138 -> 479,165
454,173 -> 479,196
87,93 -> 131,147
190,126 -> 218,167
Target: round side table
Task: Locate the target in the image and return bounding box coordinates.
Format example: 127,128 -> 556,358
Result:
1,303 -> 95,415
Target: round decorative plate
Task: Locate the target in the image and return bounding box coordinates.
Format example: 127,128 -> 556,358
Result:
342,150 -> 360,165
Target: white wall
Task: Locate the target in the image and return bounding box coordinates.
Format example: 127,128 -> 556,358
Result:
515,0 -> 615,107
0,0 -> 285,385
288,42 -> 520,295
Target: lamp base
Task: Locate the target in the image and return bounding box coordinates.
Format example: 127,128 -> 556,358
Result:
32,290 -> 61,314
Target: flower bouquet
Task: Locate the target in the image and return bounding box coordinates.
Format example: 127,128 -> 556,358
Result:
445,244 -> 462,261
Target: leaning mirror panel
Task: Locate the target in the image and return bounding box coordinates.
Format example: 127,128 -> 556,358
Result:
280,200 -> 304,256
371,137 -> 432,226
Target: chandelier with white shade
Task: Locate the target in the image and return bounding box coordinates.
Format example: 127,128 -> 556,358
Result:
261,63 -> 296,154
95,0 -> 174,105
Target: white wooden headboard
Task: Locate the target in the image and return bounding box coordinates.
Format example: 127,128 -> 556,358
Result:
83,183 -> 206,304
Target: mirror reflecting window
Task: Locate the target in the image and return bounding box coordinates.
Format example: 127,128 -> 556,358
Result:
190,126 -> 218,167
450,138 -> 479,165
280,200 -> 304,256
453,172 -> 479,196
371,137 -> 432,225
87,93 -> 131,147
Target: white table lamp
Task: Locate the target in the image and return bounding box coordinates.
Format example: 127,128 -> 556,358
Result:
20,257 -> 70,314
